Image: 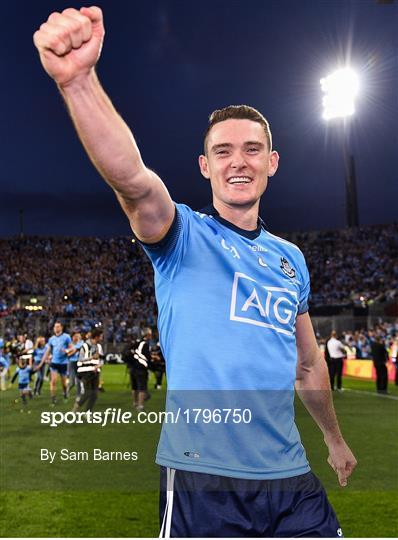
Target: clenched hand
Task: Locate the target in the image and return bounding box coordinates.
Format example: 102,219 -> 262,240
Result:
33,6 -> 104,86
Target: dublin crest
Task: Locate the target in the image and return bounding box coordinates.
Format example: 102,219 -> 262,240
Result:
280,257 -> 296,278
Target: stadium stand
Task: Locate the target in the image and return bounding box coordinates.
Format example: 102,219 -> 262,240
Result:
0,222 -> 397,343
284,222 -> 398,308
0,236 -> 155,343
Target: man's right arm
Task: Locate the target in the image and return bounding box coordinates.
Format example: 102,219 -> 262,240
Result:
33,6 -> 175,243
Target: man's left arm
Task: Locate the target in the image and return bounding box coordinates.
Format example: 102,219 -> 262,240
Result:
295,312 -> 357,487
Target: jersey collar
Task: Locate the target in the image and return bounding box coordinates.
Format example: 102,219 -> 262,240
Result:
199,203 -> 265,240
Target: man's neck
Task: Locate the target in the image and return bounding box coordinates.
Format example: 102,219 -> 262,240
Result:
213,200 -> 260,231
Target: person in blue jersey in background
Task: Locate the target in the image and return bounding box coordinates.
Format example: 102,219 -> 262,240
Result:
0,338 -> 10,391
67,331 -> 83,397
0,355 -> 9,391
11,355 -> 34,409
34,7 -> 357,537
33,336 -> 47,396
38,322 -> 72,405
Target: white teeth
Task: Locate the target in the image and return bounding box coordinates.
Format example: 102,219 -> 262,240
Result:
228,177 -> 251,184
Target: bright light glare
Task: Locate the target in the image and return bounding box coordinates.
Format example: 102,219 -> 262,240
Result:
320,68 -> 359,120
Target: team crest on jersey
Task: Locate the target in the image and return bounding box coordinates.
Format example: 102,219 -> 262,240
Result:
280,257 -> 295,278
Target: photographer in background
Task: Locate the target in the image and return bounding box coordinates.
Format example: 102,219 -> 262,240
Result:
123,328 -> 152,411
73,328 -> 104,412
151,340 -> 165,390
371,336 -> 389,394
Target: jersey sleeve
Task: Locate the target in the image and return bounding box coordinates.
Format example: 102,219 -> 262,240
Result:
297,256 -> 311,315
138,203 -> 192,280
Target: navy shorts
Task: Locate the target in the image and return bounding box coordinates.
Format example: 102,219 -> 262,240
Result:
18,383 -> 29,390
50,363 -> 68,376
159,467 -> 343,538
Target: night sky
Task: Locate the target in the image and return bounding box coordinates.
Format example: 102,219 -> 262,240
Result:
1,0 -> 397,237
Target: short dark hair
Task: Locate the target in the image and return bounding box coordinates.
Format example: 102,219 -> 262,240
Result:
204,105 -> 272,154
90,328 -> 103,339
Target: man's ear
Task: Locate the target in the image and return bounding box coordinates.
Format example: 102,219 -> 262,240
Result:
198,154 -> 210,179
268,150 -> 280,177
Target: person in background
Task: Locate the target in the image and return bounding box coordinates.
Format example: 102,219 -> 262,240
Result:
67,331 -> 83,396
370,336 -> 389,394
11,356 -> 34,409
0,338 -> 10,391
150,340 -> 165,390
392,337 -> 398,386
15,334 -> 34,359
33,336 -> 47,396
73,328 -> 104,412
125,328 -> 152,411
38,321 -> 72,405
326,331 -> 347,391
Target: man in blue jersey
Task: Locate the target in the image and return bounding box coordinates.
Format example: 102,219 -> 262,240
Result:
39,322 -> 72,405
35,7 -> 357,537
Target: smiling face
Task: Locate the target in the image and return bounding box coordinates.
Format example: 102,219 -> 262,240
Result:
199,118 -> 279,212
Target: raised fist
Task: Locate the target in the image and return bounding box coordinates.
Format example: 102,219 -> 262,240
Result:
33,6 -> 104,86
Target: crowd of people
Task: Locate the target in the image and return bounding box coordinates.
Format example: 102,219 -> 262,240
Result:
339,319 -> 398,359
0,323 -> 166,411
0,236 -> 156,342
0,221 -> 397,342
285,222 -> 398,307
1,318 -> 396,411
318,320 -> 398,393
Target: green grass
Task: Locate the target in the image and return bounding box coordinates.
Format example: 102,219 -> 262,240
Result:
1,366 -> 397,537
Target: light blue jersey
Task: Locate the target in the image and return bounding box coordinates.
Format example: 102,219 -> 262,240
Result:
141,204 -> 311,479
33,346 -> 46,364
69,340 -> 83,362
48,333 -> 72,365
0,355 -> 9,369
15,366 -> 32,385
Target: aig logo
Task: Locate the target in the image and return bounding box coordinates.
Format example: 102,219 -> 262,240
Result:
229,272 -> 298,335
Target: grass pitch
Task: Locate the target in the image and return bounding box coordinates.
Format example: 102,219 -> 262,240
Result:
1,365 -> 397,537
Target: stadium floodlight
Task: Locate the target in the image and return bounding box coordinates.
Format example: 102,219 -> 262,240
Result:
320,67 -> 360,226
320,68 -> 359,120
